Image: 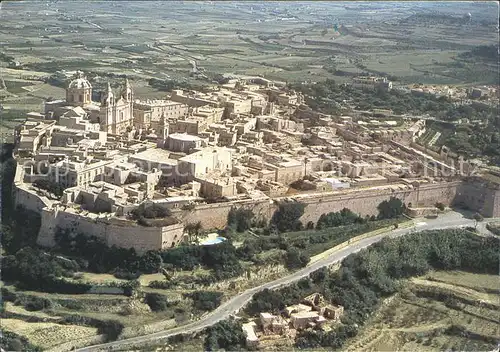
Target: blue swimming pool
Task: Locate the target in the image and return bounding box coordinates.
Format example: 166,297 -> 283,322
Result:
199,236 -> 227,246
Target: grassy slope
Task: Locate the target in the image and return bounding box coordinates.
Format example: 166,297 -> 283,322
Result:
342,271 -> 500,352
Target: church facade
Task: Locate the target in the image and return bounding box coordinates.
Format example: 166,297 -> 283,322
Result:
46,71 -> 134,135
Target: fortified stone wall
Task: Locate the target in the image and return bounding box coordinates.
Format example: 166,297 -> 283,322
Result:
454,179 -> 500,217
173,181 -> 462,230
295,181 -> 459,225
172,197 -> 272,230
37,206 -> 184,253
14,185 -> 52,213
15,177 -> 497,254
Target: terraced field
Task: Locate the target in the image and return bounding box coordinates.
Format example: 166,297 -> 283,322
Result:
343,271 -> 500,352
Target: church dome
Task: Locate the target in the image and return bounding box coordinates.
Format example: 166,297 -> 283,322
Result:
68,71 -> 92,89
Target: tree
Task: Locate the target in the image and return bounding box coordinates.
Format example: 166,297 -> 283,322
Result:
246,289 -> 285,315
204,319 -> 246,351
184,291 -> 223,311
377,197 -> 405,219
271,201 -> 306,232
138,251 -> 163,273
285,248 -> 310,269
316,208 -> 363,229
227,207 -> 255,233
144,292 -> 170,312
32,179 -> 64,197
185,222 -> 202,242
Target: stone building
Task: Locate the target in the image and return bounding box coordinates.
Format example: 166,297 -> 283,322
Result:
99,80 -> 134,134
133,99 -> 188,130
44,71 -> 135,135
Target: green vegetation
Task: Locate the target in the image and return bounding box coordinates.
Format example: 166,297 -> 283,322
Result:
204,319 -> 246,352
1,247 -> 92,293
347,270 -> 500,351
284,247 -> 310,269
130,203 -> 171,220
128,203 -> 178,227
459,44 -> 499,62
486,223 -> 500,236
144,292 -> 171,312
435,202 -> 446,211
184,291 -> 223,312
293,79 -> 497,120
0,331 -> 41,352
245,229 -> 498,349
227,207 -> 258,233
32,179 -> 65,197
270,200 -> 306,232
293,79 -> 500,163
316,208 -> 366,229
236,217 -> 401,262
443,122 -> 500,164
377,197 -> 405,219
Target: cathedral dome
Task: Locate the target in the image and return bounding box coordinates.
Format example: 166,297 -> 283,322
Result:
68,77 -> 92,89
68,71 -> 92,89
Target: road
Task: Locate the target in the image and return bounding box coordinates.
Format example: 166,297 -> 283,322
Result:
75,212 -> 488,352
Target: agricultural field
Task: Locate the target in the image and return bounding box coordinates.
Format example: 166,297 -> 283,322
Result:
1,2 -> 497,142
1,279 -> 200,350
343,271 -> 500,352
0,2 -> 498,86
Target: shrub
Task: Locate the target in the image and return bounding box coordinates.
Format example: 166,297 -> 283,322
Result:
32,179 -> 64,197
204,319 -> 246,351
184,291 -> 223,312
130,204 -> 171,220
97,320 -> 124,342
144,292 -> 171,312
316,208 -> 364,229
149,280 -> 174,289
435,202 -> 446,211
271,201 -> 306,232
113,270 -> 141,280
22,297 -> 53,311
227,207 -> 255,233
0,331 -> 41,352
285,248 -> 310,269
377,197 -> 405,219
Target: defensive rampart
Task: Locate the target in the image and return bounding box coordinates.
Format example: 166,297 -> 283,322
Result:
13,172 -> 499,253
37,206 -> 184,254
172,181 -> 462,230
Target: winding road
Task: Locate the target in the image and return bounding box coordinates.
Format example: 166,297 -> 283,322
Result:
75,212 -> 491,351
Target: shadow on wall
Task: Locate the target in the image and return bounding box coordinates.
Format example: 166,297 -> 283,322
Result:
452,178 -> 499,217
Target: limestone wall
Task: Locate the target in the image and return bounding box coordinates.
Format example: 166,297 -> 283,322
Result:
37,206 -> 184,253
297,182 -> 459,225
14,185 -> 52,213
173,181 -> 462,230
172,197 -> 272,230
14,173 -> 497,254
454,180 -> 500,217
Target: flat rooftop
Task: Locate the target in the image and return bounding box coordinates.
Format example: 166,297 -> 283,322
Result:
169,133 -> 202,142
130,148 -> 178,165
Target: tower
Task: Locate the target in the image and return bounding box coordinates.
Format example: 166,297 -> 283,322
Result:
123,78 -> 134,131
123,78 -> 133,102
157,112 -> 169,148
100,82 -> 114,133
66,71 -> 92,107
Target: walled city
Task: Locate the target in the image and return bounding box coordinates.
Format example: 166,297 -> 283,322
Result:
12,71 -> 500,253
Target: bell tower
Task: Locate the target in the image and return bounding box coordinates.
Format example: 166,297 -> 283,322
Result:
99,82 -> 114,132
157,112 -> 169,148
